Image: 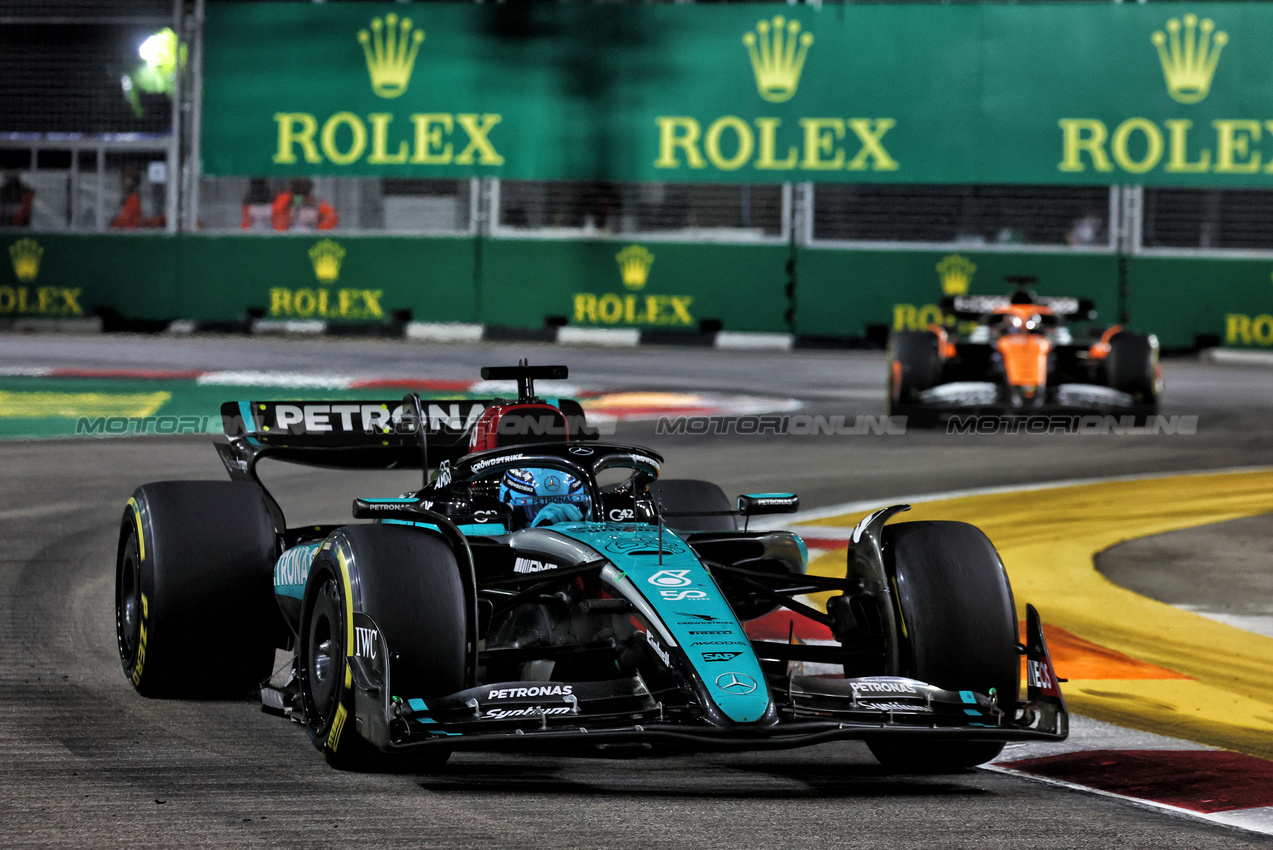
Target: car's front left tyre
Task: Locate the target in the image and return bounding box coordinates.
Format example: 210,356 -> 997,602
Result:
298,524 -> 468,771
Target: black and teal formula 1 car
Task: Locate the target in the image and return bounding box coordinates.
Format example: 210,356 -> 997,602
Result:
115,364 -> 1067,772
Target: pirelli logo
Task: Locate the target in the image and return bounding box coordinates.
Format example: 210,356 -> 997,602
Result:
328,703 -> 349,751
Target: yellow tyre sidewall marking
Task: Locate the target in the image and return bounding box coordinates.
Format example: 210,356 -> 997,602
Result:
801,468 -> 1273,759
125,497 -> 148,685
327,543 -> 357,752
126,497 -> 145,561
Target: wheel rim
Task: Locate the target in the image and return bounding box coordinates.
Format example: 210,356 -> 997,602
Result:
116,534 -> 141,669
304,576 -> 343,725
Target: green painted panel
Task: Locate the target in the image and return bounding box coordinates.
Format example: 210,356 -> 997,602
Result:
175,235 -> 476,324
1,234 -> 178,320
1127,256 -> 1273,348
14,230 -> 1273,350
479,239 -> 790,333
206,2 -> 1273,187
794,248 -> 1121,338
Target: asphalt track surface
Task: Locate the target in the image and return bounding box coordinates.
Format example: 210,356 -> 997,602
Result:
2,334 -> 1272,848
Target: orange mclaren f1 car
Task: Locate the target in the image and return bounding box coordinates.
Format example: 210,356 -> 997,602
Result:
888,283 -> 1161,426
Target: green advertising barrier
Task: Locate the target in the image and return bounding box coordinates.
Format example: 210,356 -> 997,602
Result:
793,248 -> 1122,340
175,235 -> 476,324
479,239 -> 790,333
1,233 -> 476,325
1127,256 -> 1273,349
8,231 -> 1272,349
2,234 -> 179,321
206,2 -> 1273,187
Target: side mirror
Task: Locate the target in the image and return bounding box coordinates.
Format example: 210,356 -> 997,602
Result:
737,493 -> 799,516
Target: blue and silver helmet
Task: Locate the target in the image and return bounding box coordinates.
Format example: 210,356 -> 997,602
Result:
498,467 -> 590,527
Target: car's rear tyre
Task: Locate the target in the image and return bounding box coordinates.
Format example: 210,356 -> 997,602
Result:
866,521 -> 1019,773
115,481 -> 280,698
1107,331 -> 1160,413
650,479 -> 737,532
887,331 -> 942,427
298,524 -> 467,771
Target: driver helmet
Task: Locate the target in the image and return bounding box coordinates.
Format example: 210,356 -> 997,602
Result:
499,467 -> 591,528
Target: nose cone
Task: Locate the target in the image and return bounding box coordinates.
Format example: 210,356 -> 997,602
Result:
997,334 -> 1051,388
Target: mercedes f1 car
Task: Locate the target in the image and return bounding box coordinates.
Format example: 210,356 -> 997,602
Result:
115,364 -> 1068,772
889,280 -> 1161,426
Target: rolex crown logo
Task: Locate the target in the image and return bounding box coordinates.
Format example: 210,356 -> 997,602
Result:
743,15 -> 814,104
1152,14 -> 1227,105
936,254 -> 975,297
358,13 -> 425,99
615,245 -> 654,291
308,239 -> 346,284
9,238 -> 42,283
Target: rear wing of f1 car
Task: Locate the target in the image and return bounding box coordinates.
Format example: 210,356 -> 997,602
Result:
216,394 -> 596,484
941,295 -> 1097,322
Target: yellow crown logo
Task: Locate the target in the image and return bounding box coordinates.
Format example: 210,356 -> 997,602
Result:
308,239 -> 346,284
1152,15 -> 1227,104
9,238 -> 42,282
743,16 -> 814,104
615,245 -> 654,291
358,13 -> 425,99
936,254 -> 975,296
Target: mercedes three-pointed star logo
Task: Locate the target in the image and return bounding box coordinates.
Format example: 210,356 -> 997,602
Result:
715,672 -> 757,695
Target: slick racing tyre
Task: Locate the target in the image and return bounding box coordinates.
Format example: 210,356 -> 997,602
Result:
650,479 -> 737,532
887,331 -> 941,427
867,521 -> 1019,773
116,481 -> 280,698
298,524 -> 467,771
1107,331 -> 1160,414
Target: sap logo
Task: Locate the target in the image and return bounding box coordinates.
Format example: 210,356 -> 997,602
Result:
354,626 -> 379,660
702,651 -> 742,663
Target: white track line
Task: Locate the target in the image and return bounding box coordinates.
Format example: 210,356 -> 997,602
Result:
984,765 -> 1273,838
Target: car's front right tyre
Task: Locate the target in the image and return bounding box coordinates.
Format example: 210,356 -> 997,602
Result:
115,481 -> 280,698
